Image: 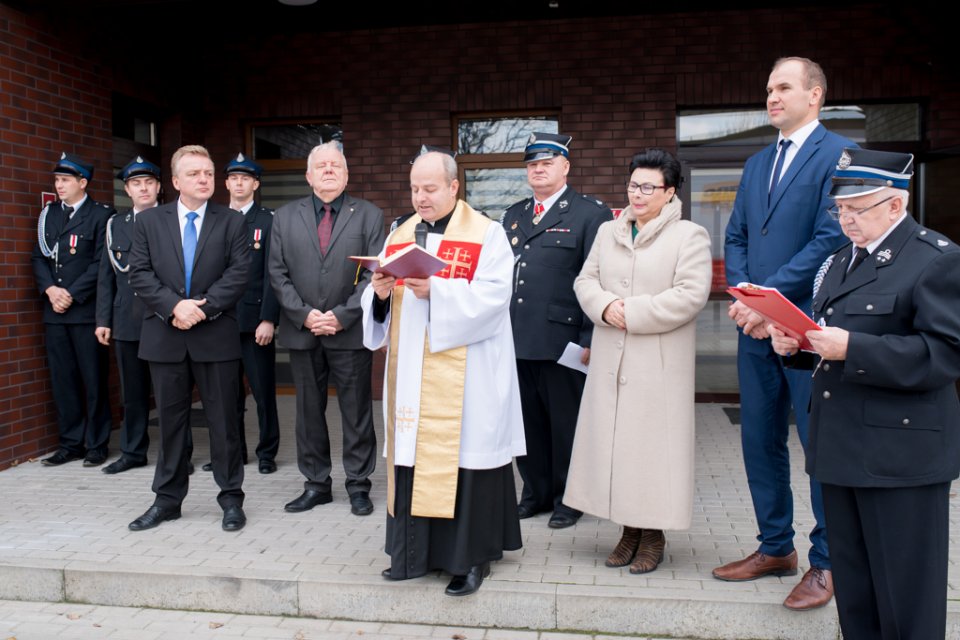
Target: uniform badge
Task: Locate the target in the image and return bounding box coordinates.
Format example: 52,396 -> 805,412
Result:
116,251 -> 122,259
253,228 -> 262,250
236,152 -> 246,162
60,151 -> 67,160
938,239 -> 949,247
527,133 -> 537,145
511,237 -> 518,246
125,213 -> 131,222
69,234 -> 78,255
510,222 -> 518,230
838,150 -> 852,169
558,200 -> 568,210
876,248 -> 892,263
135,155 -> 144,163
524,201 -> 531,211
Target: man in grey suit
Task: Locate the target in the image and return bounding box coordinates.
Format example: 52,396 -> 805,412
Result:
269,141 -> 385,516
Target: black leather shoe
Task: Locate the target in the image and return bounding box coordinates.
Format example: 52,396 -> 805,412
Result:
41,450 -> 83,466
258,459 -> 277,474
83,452 -> 107,467
381,567 -> 396,579
517,503 -> 537,519
548,511 -> 581,529
202,462 -> 213,472
187,461 -> 195,475
222,505 -> 246,532
102,458 -> 147,474
129,505 -> 181,531
445,562 -> 490,597
350,492 -> 374,516
284,489 -> 333,513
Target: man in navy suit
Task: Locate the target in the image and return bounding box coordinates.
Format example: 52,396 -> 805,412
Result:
715,57 -> 854,610
127,145 -> 250,532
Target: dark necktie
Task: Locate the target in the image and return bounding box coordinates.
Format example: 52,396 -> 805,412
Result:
56,205 -> 73,238
318,204 -> 333,256
769,138 -> 792,203
847,247 -> 869,275
183,211 -> 198,296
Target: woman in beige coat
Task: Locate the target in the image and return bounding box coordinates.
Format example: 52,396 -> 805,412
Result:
564,148 -> 712,574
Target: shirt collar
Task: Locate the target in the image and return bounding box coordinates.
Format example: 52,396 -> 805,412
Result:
237,201 -> 255,215
313,192 -> 345,216
778,118 -> 820,150
178,199 -> 208,220
63,194 -> 88,213
535,185 -> 567,213
864,212 -> 909,255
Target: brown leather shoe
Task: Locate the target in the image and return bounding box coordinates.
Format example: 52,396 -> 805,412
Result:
712,550 -> 798,581
783,568 -> 833,610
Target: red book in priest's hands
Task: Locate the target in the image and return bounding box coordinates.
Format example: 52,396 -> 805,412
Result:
349,244 -> 448,279
727,284 -> 821,351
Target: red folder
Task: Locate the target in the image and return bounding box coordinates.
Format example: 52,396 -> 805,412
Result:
727,285 -> 821,351
349,244 -> 447,279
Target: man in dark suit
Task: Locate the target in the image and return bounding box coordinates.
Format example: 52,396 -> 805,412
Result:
199,153 -> 280,475
501,132 -> 612,529
95,157 -> 162,474
770,148 -> 960,639
717,57 -> 854,610
32,153 -> 114,467
269,141 -> 385,517
127,145 -> 250,532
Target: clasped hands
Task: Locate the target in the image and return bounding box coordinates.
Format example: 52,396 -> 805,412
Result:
172,298 -> 207,330
305,309 -> 343,336
45,286 -> 73,314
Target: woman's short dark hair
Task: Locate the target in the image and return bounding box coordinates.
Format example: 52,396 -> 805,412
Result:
628,148 -> 684,190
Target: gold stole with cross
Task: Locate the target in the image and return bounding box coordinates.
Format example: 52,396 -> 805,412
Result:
385,200 -> 491,518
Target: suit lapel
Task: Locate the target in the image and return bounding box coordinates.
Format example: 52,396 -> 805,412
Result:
828,216 -> 917,301
326,195 -> 354,254
765,125 -> 826,223
60,199 -> 90,236
517,198 -> 535,240
527,186 -> 572,242
163,204 -> 185,272
297,198 -> 322,257
194,204 -> 220,269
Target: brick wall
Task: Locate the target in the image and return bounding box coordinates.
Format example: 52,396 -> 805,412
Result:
0,4 -> 116,469
1,2 -> 957,468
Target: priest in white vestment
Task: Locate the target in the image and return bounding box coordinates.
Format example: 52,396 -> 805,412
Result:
361,149 -> 526,596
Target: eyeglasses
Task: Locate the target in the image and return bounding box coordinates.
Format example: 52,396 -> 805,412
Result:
827,195 -> 895,220
627,182 -> 667,195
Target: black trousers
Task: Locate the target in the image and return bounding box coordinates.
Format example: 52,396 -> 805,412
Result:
289,346 -> 376,495
115,339 -> 151,463
45,322 -> 112,456
238,332 -> 279,462
149,358 -> 244,510
822,481 -> 949,640
385,464 -> 522,578
515,359 -> 585,515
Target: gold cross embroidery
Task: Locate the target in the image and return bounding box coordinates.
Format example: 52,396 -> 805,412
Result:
440,247 -> 474,279
395,406 -> 417,432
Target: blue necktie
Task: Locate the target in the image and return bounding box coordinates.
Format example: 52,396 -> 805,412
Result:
768,138 -> 792,204
183,211 -> 198,297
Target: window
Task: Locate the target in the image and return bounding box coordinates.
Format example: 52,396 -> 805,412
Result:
454,113 -> 559,219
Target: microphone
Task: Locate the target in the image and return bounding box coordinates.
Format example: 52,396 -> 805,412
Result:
414,223 -> 428,249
